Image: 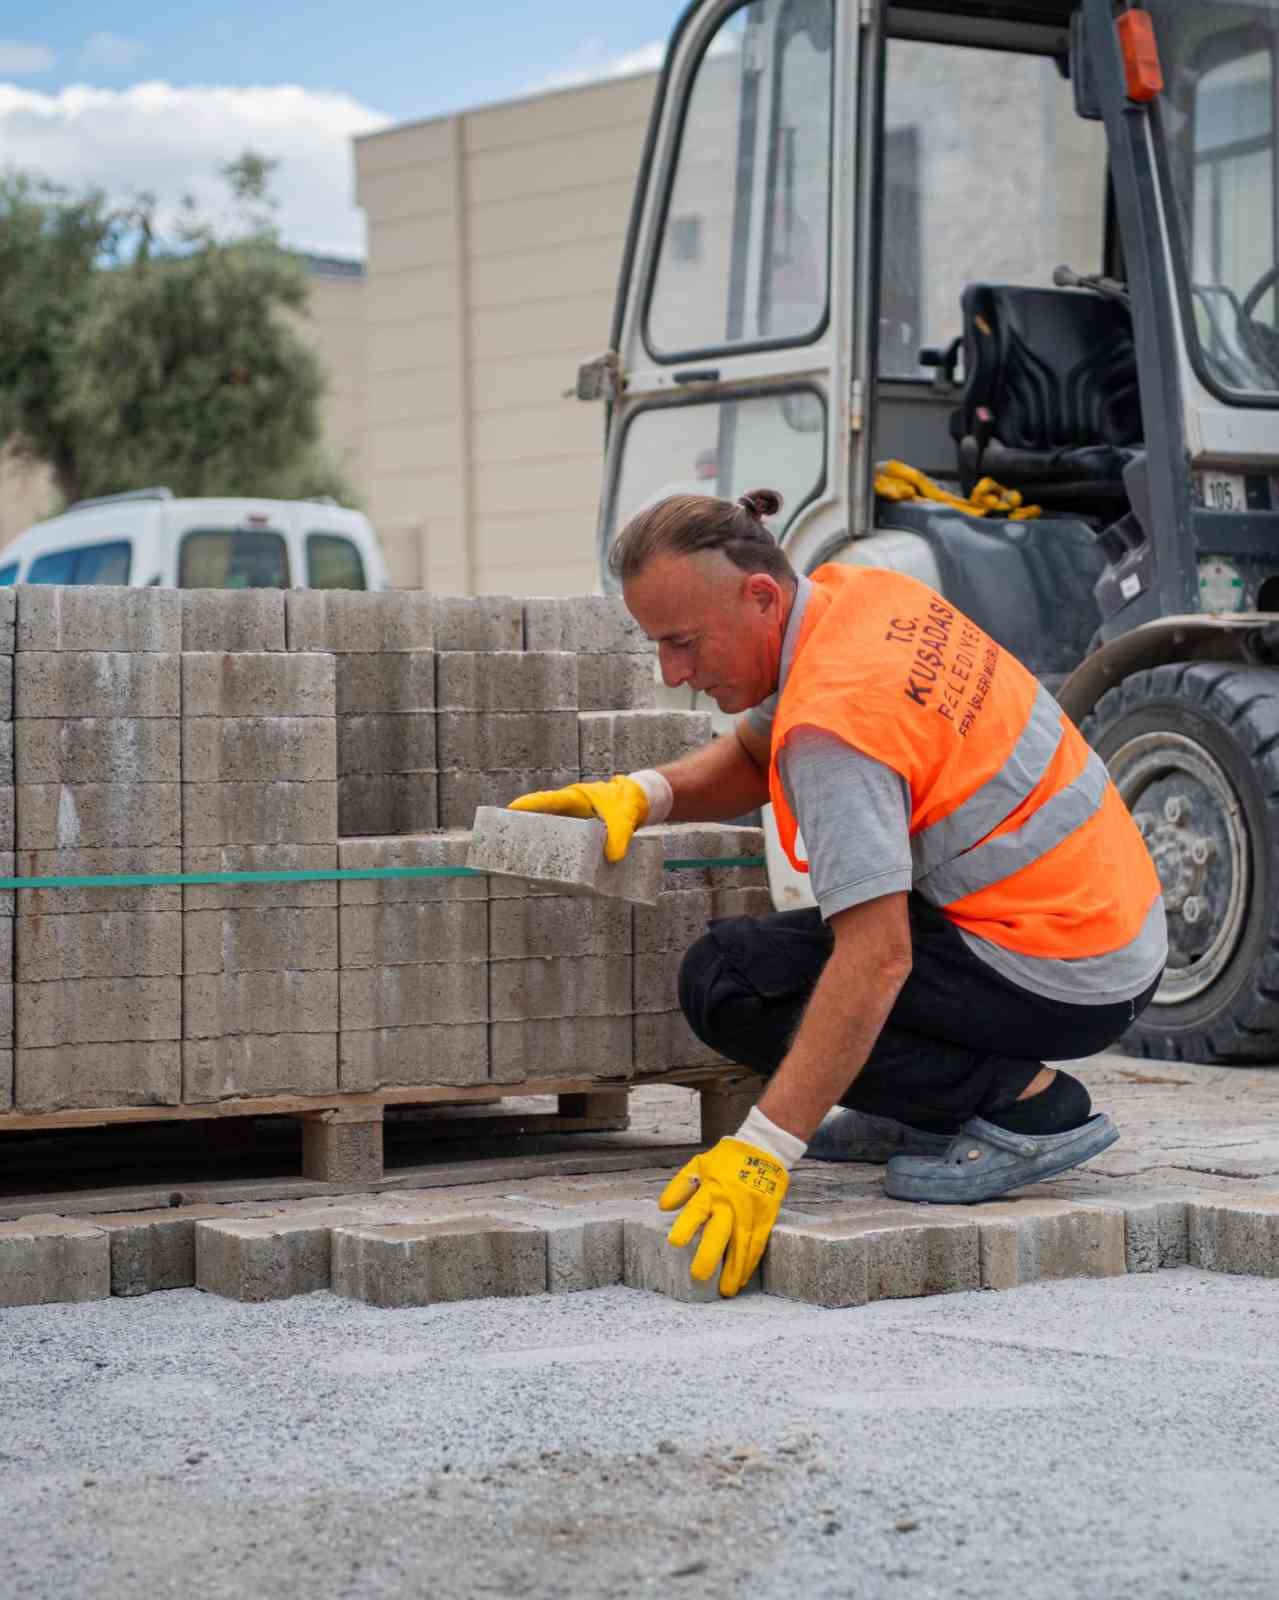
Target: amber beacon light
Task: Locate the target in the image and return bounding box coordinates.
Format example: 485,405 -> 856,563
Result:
1116,9 -> 1164,102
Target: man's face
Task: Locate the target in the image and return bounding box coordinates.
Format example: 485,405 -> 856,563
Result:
623,550 -> 790,715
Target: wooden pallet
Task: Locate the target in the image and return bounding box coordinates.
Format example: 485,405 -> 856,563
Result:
0,1066 -> 764,1184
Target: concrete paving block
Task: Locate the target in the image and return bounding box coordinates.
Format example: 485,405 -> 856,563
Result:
195,1217 -> 332,1301
633,889 -> 712,954
488,895 -> 631,960
0,1216 -> 110,1307
334,652 -> 435,714
286,589 -> 435,653
1045,1185 -> 1193,1273
0,1046 -> 11,1110
429,595 -> 523,652
184,969 -> 338,1038
181,590 -> 286,652
763,1210 -> 979,1306
645,823 -> 768,890
330,1216 -> 547,1307
711,885 -> 774,919
436,651 -> 577,712
340,962 -> 488,1030
338,831 -> 485,904
467,807 -> 663,905
182,717 -> 336,783
17,910 -> 183,981
761,1219 -> 871,1308
339,1022 -> 488,1091
16,847 -> 181,916
579,710 -> 714,780
182,652 -> 335,718
301,1111 -> 383,1184
578,653 -> 657,712
338,712 -> 436,776
0,587 -> 15,655
17,782 -> 181,850
182,1033 -> 338,1102
439,770 -> 578,831
633,950 -> 683,1014
182,780 -> 338,846
183,906 -> 338,974
0,656 -> 12,721
542,1213 -> 626,1293
15,652 -> 179,719
340,899 -> 487,968
17,586 -> 178,653
0,782 -> 12,851
1186,1196 -> 1279,1278
438,711 -> 579,773
524,596 -> 652,655
339,772 -> 438,836
15,718 -> 180,785
0,722 -> 11,780
14,1040 -> 181,1111
936,1198 -> 1128,1289
622,1216 -> 755,1303
98,1204 -> 277,1296
16,977 -> 181,1049
182,843 -> 337,911
490,955 -> 632,1023
490,1013 -> 634,1083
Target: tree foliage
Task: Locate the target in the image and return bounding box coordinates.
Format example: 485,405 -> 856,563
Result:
0,155 -> 352,508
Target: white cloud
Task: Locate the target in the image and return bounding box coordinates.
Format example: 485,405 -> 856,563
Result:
0,40 -> 55,75
530,37 -> 667,93
80,32 -> 146,70
0,80 -> 390,257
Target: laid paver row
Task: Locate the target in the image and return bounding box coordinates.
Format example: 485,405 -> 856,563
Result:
2,1183 -> 1276,1311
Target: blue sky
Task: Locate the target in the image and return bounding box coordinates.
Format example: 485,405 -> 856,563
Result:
0,2 -> 686,253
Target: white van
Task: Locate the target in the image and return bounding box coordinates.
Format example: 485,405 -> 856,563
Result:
0,489 -> 388,591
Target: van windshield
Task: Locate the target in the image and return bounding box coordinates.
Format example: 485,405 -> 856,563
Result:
179,527 -> 289,588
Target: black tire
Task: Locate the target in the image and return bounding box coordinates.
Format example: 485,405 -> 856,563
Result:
1081,661 -> 1279,1062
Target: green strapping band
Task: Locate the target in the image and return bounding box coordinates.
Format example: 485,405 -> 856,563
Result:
0,856 -> 767,891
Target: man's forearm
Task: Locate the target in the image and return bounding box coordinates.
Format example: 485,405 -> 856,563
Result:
757,941 -> 910,1141
656,729 -> 770,822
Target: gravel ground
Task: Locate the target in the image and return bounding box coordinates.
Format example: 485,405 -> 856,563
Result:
4,1269 -> 1279,1599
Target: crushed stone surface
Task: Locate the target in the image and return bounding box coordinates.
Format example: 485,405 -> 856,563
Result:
4,1269 -> 1279,1599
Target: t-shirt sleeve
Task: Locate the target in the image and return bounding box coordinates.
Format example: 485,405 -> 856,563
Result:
741,691 -> 778,743
778,727 -> 913,919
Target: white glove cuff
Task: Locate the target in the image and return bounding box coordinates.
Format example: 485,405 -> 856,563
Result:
629,768 -> 674,826
736,1105 -> 807,1170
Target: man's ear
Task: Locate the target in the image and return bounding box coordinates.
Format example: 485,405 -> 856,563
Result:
743,571 -> 784,616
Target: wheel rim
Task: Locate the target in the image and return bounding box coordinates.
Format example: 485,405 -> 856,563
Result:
1106,731 -> 1250,1006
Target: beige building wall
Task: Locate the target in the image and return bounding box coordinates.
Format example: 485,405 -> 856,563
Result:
0,447 -> 57,547
354,74 -> 655,593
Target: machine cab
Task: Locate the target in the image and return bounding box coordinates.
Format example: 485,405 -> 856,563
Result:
594,0 -> 1279,655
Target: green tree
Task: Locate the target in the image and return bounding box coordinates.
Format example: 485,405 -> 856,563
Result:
0,154 -> 352,507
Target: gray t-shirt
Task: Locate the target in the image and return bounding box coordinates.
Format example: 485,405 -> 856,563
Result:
744,577 -> 1166,1004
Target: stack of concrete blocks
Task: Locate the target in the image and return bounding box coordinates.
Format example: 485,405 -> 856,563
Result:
336,830 -> 489,1093
180,589 -> 339,1103
12,588 -> 183,1113
633,824 -> 773,1076
523,594 -> 658,713
287,589 -> 438,837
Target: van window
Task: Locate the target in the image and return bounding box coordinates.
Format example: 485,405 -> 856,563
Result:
306,533 -> 366,590
0,563 -> 17,586
28,540 -> 132,585
179,528 -> 289,588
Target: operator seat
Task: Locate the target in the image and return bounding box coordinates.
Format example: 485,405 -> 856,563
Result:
950,284 -> 1142,519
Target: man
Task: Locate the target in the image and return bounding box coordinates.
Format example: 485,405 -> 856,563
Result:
512,489 -> 1166,1299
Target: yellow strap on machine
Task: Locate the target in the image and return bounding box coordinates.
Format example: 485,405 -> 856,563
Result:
873,459 -> 1041,522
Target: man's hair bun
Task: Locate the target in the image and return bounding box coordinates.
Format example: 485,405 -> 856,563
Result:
738,488 -> 783,521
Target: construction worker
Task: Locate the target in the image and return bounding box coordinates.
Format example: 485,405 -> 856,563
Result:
511,490 -> 1166,1298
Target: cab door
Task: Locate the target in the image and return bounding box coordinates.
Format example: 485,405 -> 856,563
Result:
595,0 -> 865,592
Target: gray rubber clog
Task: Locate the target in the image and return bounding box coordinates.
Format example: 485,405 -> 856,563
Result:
806,1108 -> 955,1165
882,1112 -> 1120,1203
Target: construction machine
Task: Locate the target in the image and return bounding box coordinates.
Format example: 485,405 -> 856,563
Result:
579,0 -> 1279,1063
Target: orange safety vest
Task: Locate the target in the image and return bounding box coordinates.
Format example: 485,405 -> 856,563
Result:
768,565 -> 1161,960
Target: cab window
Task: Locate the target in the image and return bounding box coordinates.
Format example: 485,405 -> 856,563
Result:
306,533 -> 366,590
28,540 -> 132,585
179,528 -> 289,588
0,563 -> 17,586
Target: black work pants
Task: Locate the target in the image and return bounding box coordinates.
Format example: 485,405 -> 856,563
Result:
678,897 -> 1159,1129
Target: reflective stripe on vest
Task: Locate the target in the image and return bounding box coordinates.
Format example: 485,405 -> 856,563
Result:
916,747 -> 1110,906
910,681 -> 1063,878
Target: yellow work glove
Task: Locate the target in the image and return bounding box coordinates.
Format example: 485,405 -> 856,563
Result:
658,1137 -> 790,1298
508,774 -> 649,863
